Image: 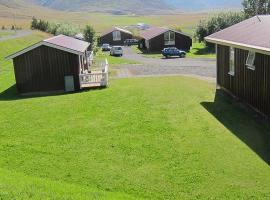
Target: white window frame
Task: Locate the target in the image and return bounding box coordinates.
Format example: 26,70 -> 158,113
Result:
164,31 -> 175,46
229,47 -> 235,76
113,31 -> 121,41
246,51 -> 256,70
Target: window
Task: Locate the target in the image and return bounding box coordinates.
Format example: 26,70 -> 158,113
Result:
246,51 -> 256,70
164,31 -> 175,46
229,47 -> 235,76
113,31 -> 121,41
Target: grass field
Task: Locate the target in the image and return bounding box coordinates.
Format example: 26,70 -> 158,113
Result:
0,4 -> 209,34
1,31 -> 270,200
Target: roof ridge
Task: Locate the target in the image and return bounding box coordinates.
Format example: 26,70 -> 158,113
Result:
44,34 -> 64,42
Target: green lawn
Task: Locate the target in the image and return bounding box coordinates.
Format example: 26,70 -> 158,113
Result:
132,42 -> 216,59
187,42 -> 216,58
0,32 -> 270,200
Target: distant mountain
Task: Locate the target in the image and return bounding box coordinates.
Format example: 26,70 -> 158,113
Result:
0,0 -> 243,14
164,0 -> 242,10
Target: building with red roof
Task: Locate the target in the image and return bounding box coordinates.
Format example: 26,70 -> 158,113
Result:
6,35 -> 93,93
205,15 -> 270,116
139,27 -> 192,52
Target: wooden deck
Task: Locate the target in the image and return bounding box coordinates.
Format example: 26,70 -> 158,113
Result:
79,59 -> 109,89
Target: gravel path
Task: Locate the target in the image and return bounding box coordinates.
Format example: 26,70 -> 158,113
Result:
0,30 -> 33,42
114,46 -> 216,79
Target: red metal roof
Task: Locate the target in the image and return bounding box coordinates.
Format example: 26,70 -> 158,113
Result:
140,27 -> 168,40
101,27 -> 133,37
205,15 -> 270,52
140,27 -> 191,40
44,35 -> 90,53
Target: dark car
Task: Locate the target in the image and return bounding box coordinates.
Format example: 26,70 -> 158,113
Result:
101,43 -> 111,51
124,39 -> 139,46
162,47 -> 186,58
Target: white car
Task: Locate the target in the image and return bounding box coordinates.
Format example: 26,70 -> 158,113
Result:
110,46 -> 123,57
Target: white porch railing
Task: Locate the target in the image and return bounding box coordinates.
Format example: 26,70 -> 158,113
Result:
79,59 -> 109,88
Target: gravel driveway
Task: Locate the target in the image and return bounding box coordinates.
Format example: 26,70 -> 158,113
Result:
114,46 -> 216,80
0,30 -> 33,42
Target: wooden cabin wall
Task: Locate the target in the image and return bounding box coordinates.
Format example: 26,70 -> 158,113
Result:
217,44 -> 270,116
13,45 -> 80,93
148,32 -> 192,52
99,31 -> 133,46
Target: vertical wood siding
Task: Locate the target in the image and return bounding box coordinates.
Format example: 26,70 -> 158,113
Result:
13,45 -> 80,93
99,31 -> 133,46
148,32 -> 192,52
217,44 -> 270,116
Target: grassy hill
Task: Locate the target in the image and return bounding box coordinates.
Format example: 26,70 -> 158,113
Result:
0,32 -> 270,199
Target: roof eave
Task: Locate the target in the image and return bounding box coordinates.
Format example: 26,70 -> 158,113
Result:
5,41 -> 89,60
205,37 -> 270,56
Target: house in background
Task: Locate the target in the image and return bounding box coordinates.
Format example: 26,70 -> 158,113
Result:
6,35 -> 108,94
99,27 -> 133,46
139,27 -> 192,52
205,15 -> 270,117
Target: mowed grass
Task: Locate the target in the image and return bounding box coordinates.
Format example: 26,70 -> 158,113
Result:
0,33 -> 270,200
187,42 -> 216,58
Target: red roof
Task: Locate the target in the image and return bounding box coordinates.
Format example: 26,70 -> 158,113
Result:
140,27 -> 191,40
101,27 -> 133,37
205,15 -> 270,52
44,35 -> 90,53
6,35 -> 90,60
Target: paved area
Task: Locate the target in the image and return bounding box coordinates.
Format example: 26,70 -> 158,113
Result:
0,30 -> 33,41
114,46 -> 216,79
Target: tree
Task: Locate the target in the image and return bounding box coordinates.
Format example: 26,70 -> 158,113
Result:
242,0 -> 270,18
195,12 -> 246,46
83,25 -> 97,52
31,17 -> 38,29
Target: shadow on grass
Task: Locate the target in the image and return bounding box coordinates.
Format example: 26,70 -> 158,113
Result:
201,90 -> 270,165
192,46 -> 215,56
0,85 -> 106,101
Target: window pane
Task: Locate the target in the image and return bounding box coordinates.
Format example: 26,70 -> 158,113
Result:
229,47 -> 235,75
164,32 -> 169,41
246,51 -> 256,69
170,32 -> 175,40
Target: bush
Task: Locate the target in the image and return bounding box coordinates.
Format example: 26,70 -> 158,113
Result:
30,17 -> 80,37
1,26 -> 5,30
47,22 -> 60,35
55,23 -> 80,36
195,12 -> 246,46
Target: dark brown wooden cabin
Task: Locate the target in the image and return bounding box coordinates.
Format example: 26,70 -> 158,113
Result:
139,27 -> 192,52
99,27 -> 133,46
205,15 -> 270,117
6,35 -> 92,94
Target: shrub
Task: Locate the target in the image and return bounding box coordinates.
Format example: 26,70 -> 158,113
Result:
195,12 -> 246,46
55,23 -> 80,36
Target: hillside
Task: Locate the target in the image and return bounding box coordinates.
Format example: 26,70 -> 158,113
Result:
165,0 -> 242,10
0,0 -> 242,14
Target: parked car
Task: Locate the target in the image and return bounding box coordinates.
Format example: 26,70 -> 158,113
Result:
124,39 -> 139,46
110,46 -> 123,56
101,43 -> 111,51
162,47 -> 186,58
